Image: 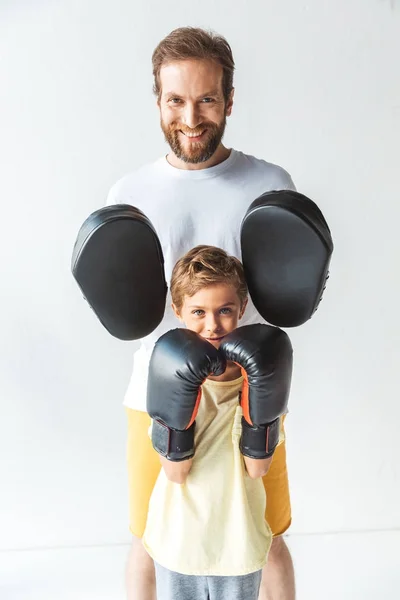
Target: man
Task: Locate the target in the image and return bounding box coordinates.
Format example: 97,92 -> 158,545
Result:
106,27 -> 296,600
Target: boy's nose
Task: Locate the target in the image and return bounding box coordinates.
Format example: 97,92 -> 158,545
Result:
206,317 -> 221,335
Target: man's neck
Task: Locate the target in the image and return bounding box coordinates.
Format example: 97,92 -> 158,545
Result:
166,144 -> 231,171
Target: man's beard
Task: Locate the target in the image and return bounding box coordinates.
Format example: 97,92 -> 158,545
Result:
161,116 -> 227,164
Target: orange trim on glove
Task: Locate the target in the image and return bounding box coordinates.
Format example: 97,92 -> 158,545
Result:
186,385 -> 204,430
235,364 -> 253,426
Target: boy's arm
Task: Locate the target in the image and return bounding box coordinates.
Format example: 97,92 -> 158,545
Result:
243,455 -> 273,479
242,415 -> 286,479
148,419 -> 193,484
159,455 -> 193,484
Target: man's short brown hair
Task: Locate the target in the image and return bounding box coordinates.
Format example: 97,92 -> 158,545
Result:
170,245 -> 247,312
152,27 -> 235,102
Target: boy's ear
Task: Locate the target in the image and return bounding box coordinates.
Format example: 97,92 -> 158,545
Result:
172,303 -> 184,322
239,297 -> 248,320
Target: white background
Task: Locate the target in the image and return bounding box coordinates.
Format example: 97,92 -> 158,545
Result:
1,0 -> 399,595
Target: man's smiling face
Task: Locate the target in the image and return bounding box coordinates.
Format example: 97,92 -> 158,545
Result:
158,58 -> 233,166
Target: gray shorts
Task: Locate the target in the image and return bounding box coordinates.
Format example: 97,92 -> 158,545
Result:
154,561 -> 262,600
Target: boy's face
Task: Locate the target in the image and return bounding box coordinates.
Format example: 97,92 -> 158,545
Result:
173,283 -> 247,348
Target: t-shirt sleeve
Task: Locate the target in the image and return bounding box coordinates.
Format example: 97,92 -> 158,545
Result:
257,159 -> 297,194
284,172 -> 296,192
105,182 -> 119,206
275,167 -> 297,193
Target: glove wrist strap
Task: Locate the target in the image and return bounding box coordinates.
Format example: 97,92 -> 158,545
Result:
151,419 -> 195,462
240,416 -> 280,459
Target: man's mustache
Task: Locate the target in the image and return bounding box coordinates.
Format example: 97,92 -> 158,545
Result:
169,124 -> 217,135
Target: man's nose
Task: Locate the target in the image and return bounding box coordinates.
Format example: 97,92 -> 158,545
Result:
182,102 -> 202,129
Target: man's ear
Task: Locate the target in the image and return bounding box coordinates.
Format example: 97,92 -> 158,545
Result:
172,303 -> 184,322
225,88 -> 235,117
239,297 -> 248,320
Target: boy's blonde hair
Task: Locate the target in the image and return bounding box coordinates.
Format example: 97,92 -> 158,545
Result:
171,245 -> 248,312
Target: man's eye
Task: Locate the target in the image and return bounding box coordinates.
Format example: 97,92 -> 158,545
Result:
170,98 -> 182,104
202,97 -> 214,103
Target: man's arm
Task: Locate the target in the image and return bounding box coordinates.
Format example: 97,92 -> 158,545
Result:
243,455 -> 273,479
159,455 -> 193,484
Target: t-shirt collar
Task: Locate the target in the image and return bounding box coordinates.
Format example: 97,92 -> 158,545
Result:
157,148 -> 238,179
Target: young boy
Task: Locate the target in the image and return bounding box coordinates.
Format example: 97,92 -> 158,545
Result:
141,245 -> 285,600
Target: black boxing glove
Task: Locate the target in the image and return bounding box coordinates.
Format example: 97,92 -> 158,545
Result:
220,324 -> 293,459
147,329 -> 226,462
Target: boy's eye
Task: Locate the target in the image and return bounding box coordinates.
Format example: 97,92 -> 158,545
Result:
192,309 -> 204,316
220,308 -> 232,315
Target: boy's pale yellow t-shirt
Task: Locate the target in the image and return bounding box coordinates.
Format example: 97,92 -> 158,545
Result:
142,375 -> 284,577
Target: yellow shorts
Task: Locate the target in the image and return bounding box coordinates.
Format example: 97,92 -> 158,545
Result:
126,408 -> 292,538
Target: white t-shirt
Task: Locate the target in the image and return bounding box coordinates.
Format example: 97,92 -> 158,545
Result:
106,148 -> 296,411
